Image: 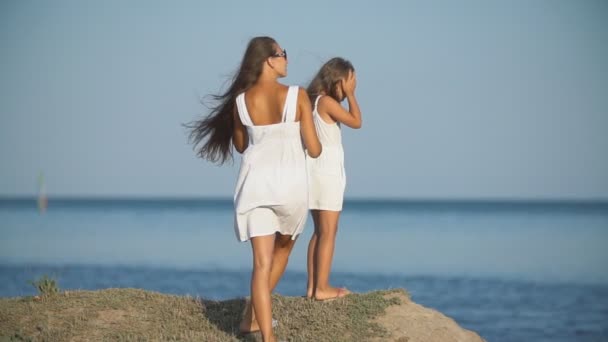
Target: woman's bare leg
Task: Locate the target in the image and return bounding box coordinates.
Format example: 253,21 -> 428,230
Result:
249,234 -> 276,342
241,233 -> 297,333
270,233 -> 297,290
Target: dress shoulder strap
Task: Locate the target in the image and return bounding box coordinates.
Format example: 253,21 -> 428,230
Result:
314,95 -> 323,111
282,86 -> 299,122
235,93 -> 253,126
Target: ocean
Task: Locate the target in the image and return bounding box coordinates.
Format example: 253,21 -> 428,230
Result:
1,198 -> 607,341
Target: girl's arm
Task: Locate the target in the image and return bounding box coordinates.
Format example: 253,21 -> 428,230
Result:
298,87 -> 322,157
320,71 -> 362,129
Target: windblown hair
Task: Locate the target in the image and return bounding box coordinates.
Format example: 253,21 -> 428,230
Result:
306,57 -> 354,103
185,36 -> 278,164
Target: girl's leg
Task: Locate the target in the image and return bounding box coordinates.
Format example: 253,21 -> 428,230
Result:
306,210 -> 321,298
313,210 -> 350,300
250,234 -> 276,342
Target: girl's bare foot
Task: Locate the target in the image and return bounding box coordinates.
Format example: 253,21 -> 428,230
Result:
313,287 -> 351,301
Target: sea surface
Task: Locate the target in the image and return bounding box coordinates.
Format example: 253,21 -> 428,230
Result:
1,198 -> 607,342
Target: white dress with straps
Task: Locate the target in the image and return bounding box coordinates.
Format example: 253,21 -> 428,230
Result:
233,86 -> 308,242
306,95 -> 346,211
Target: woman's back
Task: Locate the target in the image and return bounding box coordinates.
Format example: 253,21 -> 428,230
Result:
234,85 -> 308,242
243,83 -> 291,126
236,84 -> 301,144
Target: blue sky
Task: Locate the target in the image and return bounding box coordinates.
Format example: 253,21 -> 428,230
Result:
1,0 -> 607,199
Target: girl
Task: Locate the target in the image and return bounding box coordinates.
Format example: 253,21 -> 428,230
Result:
305,58 -> 362,301
187,36 -> 321,342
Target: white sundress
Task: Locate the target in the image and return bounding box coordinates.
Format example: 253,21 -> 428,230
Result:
306,95 -> 346,211
233,85 -> 308,242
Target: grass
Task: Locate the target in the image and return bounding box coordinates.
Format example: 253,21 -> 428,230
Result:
0,288 -> 406,341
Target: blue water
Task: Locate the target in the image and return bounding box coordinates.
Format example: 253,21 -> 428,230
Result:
1,198 -> 608,342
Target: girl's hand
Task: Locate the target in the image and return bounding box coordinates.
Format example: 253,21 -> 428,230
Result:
322,69 -> 362,129
341,70 -> 357,97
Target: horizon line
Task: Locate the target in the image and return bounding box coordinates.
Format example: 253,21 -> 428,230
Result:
1,195 -> 607,204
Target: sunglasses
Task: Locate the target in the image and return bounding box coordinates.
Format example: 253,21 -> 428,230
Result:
272,49 -> 287,59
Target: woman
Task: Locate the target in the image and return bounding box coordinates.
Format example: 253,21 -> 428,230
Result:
305,58 -> 362,301
187,36 -> 321,342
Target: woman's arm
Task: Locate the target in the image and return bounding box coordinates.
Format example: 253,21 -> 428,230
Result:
232,105 -> 248,153
298,87 -> 322,157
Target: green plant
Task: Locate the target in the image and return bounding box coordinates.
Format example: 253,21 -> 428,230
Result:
30,275 -> 59,297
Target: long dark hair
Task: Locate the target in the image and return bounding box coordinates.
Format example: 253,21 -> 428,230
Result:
186,36 -> 278,164
307,57 -> 354,103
